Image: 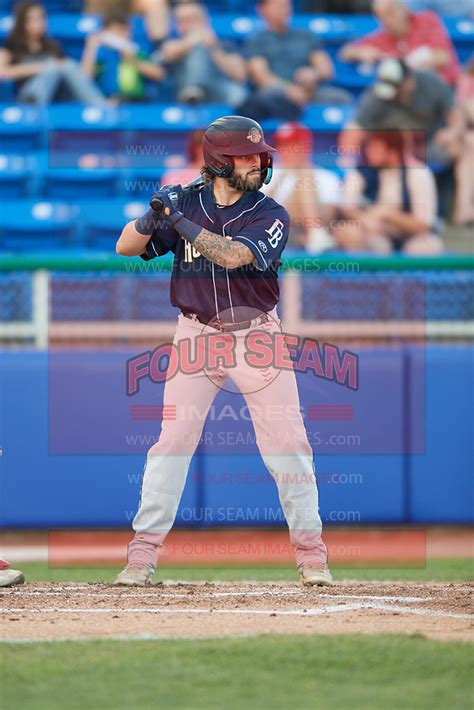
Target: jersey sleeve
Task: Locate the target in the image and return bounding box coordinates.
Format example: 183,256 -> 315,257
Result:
140,221 -> 179,261
244,32 -> 265,60
233,203 -> 289,271
355,90 -> 385,129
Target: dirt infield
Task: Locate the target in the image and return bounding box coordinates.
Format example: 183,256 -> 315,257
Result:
1,581 -> 472,643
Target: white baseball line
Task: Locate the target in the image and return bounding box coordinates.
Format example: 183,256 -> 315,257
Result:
0,589 -> 303,600
0,590 -> 435,603
1,603 -> 471,620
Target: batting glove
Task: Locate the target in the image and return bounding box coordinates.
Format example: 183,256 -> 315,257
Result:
135,184 -> 184,236
151,184 -> 183,218
150,184 -> 202,244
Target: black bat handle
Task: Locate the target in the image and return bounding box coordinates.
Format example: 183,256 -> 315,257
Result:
150,195 -> 164,212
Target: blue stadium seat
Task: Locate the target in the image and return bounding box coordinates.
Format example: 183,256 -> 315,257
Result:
0,11 -> 11,35
0,169 -> 29,197
332,61 -> 377,92
119,168 -> 164,197
80,199 -> 149,250
0,153 -> 31,196
0,79 -> 15,103
301,103 -> 354,129
122,104 -> 231,169
0,200 -> 79,250
43,167 -> 119,199
444,16 -> 474,42
46,103 -> 125,129
0,105 -> 44,151
47,14 -> 102,60
0,11 -> 472,45
46,104 -> 125,161
445,17 -> 474,62
121,103 -> 231,130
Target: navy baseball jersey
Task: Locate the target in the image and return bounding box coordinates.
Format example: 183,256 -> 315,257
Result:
140,182 -> 289,323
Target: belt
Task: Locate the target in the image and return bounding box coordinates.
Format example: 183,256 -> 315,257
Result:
183,311 -> 270,332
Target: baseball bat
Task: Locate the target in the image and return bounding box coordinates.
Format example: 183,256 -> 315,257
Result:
149,174 -> 205,212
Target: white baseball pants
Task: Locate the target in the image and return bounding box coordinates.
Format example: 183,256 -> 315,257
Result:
128,312 -> 327,569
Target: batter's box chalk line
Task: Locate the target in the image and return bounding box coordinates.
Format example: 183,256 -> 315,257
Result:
1,589 -> 436,603
1,588 -> 304,600
1,604 -> 471,620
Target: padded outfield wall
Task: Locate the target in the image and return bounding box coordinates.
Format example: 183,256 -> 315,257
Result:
0,344 -> 472,528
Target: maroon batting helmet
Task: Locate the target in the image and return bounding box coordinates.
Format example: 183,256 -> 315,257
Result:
202,115 -> 276,184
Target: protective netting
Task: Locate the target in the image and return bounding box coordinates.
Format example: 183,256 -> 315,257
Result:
0,273 -> 32,321
300,272 -> 474,321
50,272 -> 176,321
0,267 -> 473,344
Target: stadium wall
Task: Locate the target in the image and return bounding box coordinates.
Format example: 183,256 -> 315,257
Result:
0,345 -> 472,528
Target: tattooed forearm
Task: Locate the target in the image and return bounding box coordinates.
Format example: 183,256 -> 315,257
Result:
193,229 -> 256,269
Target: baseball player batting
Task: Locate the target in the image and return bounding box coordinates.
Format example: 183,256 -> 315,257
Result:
115,115 -> 332,587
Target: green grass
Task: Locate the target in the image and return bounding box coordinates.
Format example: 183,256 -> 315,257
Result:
1,635 -> 473,710
3,560 -> 472,709
17,557 -> 474,584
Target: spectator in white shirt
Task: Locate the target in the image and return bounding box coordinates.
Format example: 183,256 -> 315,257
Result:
335,130 -> 443,254
262,122 -> 341,252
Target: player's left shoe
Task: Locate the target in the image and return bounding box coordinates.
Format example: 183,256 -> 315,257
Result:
299,565 -> 334,586
0,558 -> 25,587
114,564 -> 156,587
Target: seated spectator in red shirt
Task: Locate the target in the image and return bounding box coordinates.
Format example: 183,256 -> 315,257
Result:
453,56 -> 474,225
340,0 -> 460,87
334,130 -> 443,255
404,0 -> 474,15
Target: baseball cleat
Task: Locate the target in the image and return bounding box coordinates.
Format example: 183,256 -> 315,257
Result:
299,565 -> 335,587
114,564 -> 155,586
0,558 -> 25,587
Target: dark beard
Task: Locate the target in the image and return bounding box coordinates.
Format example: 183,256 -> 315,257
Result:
227,170 -> 263,192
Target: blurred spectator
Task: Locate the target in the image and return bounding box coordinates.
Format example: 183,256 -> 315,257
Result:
81,10 -> 164,101
160,2 -> 247,104
239,0 -> 352,122
144,0 -> 172,44
340,59 -> 462,169
340,0 -> 460,87
404,0 -> 474,15
161,128 -> 205,185
86,0 -> 170,41
262,123 -> 340,252
453,57 -> 474,225
0,1 -> 105,105
334,131 -> 443,254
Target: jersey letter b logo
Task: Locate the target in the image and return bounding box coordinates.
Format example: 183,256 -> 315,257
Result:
265,219 -> 284,248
